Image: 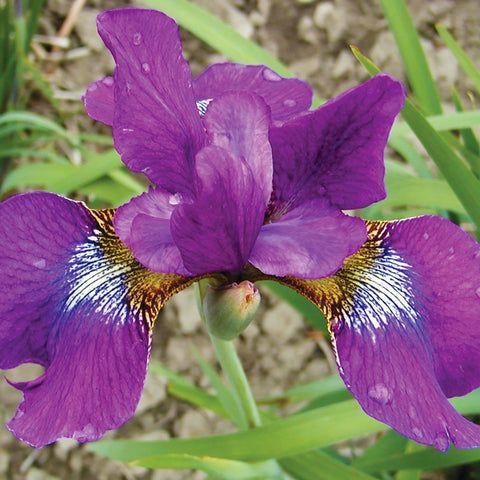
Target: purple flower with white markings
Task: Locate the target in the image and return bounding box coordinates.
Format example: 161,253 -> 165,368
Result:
1,7 -> 480,452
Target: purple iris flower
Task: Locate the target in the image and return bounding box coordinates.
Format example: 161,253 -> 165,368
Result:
1,7 -> 480,452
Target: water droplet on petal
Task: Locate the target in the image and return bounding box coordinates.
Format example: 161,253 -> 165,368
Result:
423,232 -> 429,240
102,76 -> 114,87
283,99 -> 297,108
412,427 -> 423,439
73,423 -> 96,442
367,383 -> 392,405
475,249 -> 480,258
262,68 -> 281,82
475,287 -> 480,298
33,258 -> 46,269
133,32 -> 142,45
87,83 -> 97,92
433,434 -> 450,452
169,193 -> 183,205
141,62 -> 151,74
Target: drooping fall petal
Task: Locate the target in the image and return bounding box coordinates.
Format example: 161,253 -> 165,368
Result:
0,192 -> 198,448
271,217 -> 480,451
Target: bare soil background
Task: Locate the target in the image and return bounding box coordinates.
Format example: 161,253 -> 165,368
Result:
1,1 -> 480,479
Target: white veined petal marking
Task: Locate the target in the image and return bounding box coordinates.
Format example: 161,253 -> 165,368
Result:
275,220 -> 425,342
60,208 -> 200,333
320,221 -> 424,339
65,238 -> 131,326
339,247 -> 423,340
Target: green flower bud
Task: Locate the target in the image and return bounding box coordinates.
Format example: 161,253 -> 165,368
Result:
202,281 -> 260,341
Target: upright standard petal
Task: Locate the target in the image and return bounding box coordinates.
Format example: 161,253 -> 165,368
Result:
274,217 -> 480,451
171,146 -> 264,275
203,91 -> 273,206
171,92 -> 273,275
0,192 -> 197,447
83,76 -> 115,126
193,63 -> 313,125
95,8 -> 206,195
269,74 -> 405,214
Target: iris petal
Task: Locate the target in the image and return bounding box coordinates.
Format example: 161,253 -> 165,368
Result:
171,92 -> 272,275
250,199 -> 366,278
114,187 -> 188,275
172,146 -> 265,275
268,217 -> 480,451
0,192 -> 197,447
95,8 -> 206,196
83,76 -> 114,126
193,63 -> 313,125
204,91 -> 273,206
269,74 -> 405,214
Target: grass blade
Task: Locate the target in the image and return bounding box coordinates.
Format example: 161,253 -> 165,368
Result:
401,101 -> 480,228
396,441 -> 425,480
137,0 -> 293,77
352,46 -> 480,230
352,430 -> 408,469
388,135 -> 432,179
436,24 -> 480,94
89,399 -> 386,463
133,454 -> 284,479
191,345 -> 247,429
47,149 -> 123,194
392,110 -> 480,135
452,85 -> 480,155
24,0 -> 45,49
0,110 -> 80,146
379,0 -> 441,114
280,451 -> 379,480
260,374 -> 347,406
148,360 -> 224,415
379,173 -> 465,215
355,447 -> 480,474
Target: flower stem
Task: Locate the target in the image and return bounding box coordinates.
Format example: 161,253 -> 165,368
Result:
196,279 -> 262,429
208,333 -> 262,429
197,281 -> 291,479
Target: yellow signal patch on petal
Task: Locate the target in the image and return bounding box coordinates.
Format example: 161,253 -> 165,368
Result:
253,220 -> 417,334
72,208 -> 216,332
